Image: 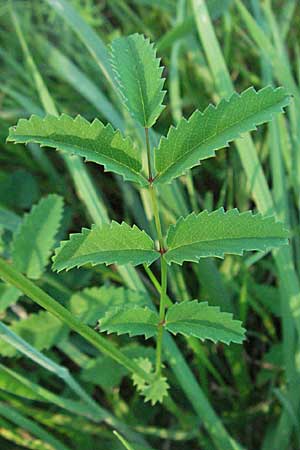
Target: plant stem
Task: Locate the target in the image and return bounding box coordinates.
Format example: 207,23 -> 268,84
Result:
155,256 -> 168,375
149,184 -> 164,250
145,127 -> 153,181
144,127 -> 168,376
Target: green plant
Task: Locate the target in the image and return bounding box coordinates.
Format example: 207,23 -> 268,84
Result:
7,32 -> 290,406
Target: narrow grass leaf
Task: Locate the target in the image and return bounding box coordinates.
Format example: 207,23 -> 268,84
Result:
165,208 -> 289,265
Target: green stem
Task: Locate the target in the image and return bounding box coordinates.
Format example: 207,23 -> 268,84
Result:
145,127 -> 153,181
155,256 -> 168,375
149,184 -> 164,250
0,257 -> 152,383
144,127 -> 168,376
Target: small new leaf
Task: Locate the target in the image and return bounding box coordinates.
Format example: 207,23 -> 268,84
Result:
165,301 -> 246,344
12,194 -> 63,279
142,376 -> 169,406
7,114 -> 147,186
165,208 -> 289,265
132,357 -> 153,392
111,33 -> 166,127
154,86 -> 291,184
52,221 -> 159,272
98,306 -> 159,339
132,357 -> 169,405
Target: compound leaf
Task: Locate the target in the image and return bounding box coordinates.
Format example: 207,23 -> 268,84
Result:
165,208 -> 289,265
53,221 -> 159,272
154,86 -> 291,184
165,301 -> 245,344
12,194 -> 63,279
7,114 -> 147,186
98,306 -> 159,339
111,33 -> 166,127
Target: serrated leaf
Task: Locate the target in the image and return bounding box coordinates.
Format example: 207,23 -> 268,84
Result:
69,286 -> 149,325
165,208 -> 289,265
132,357 -> 169,405
132,357 -> 153,392
0,311 -> 67,357
12,194 -> 63,279
7,114 -> 147,187
98,306 -> 159,339
154,86 -> 291,184
81,345 -> 156,390
165,300 -> 246,344
111,33 -> 166,127
53,221 -> 159,272
142,375 -> 169,406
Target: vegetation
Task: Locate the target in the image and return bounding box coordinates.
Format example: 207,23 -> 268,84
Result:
0,1 -> 299,449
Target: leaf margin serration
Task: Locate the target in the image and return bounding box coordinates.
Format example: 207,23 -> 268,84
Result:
52,220 -> 160,272
7,113 -> 148,187
98,305 -> 159,339
110,32 -> 166,127
154,85 -> 291,184
164,207 -> 289,265
165,300 -> 246,345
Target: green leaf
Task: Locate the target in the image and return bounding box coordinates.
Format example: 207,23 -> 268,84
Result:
154,86 -> 291,184
165,301 -> 246,344
132,357 -> 169,405
0,207 -> 21,232
98,306 -> 159,339
53,221 -> 159,272
0,311 -> 67,357
142,376 -> 170,406
7,114 -> 147,187
69,286 -> 149,325
165,208 -> 289,265
81,345 -> 155,390
12,194 -> 63,279
0,283 -> 21,313
111,33 -> 166,127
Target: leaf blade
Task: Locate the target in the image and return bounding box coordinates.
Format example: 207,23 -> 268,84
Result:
165,208 -> 289,265
111,33 -> 165,127
12,194 -> 63,279
53,221 -> 159,272
155,86 -> 291,184
165,301 -> 246,344
98,306 -> 159,339
7,114 -> 147,186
